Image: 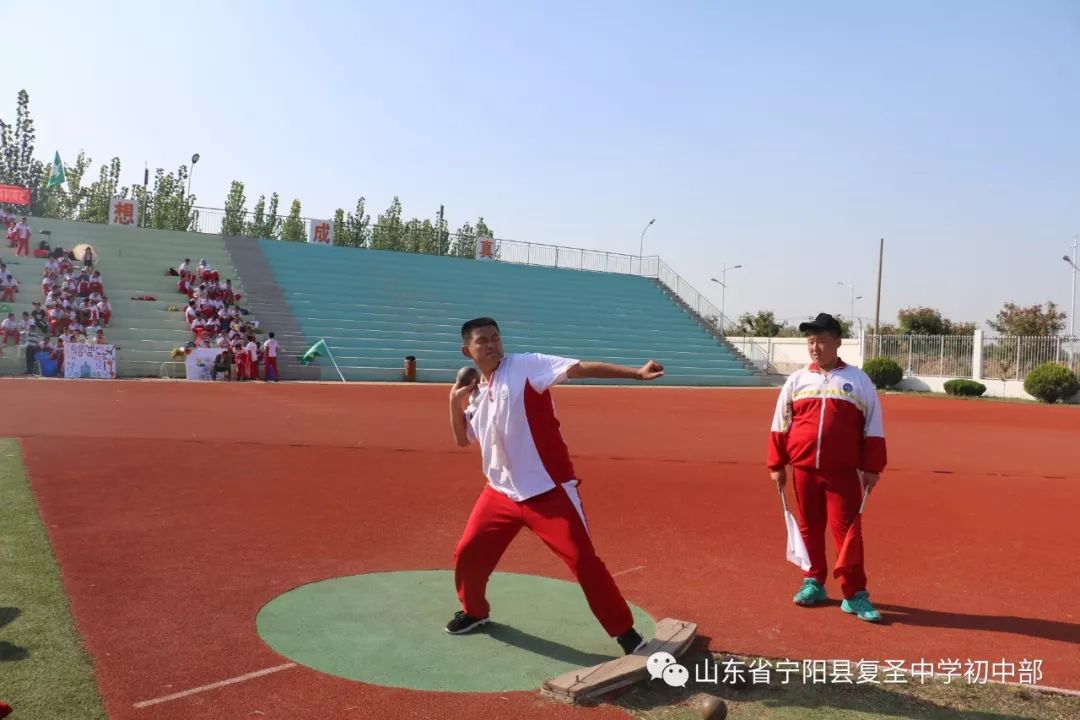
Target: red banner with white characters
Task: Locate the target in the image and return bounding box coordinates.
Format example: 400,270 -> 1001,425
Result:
0,184 -> 30,206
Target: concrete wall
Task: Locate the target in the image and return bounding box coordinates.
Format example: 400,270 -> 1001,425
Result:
897,375 -> 1080,402
726,336 -> 864,374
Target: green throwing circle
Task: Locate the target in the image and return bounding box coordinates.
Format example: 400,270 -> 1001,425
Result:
256,570 -> 655,692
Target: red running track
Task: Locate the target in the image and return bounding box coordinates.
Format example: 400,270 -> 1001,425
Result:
1,380 -> 1077,719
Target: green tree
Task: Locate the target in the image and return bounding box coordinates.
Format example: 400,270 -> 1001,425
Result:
246,192 -> 283,239
733,310 -> 788,337
401,218 -> 423,253
988,302 -> 1066,336
896,306 -> 975,335
370,196 -> 404,250
0,90 -> 48,213
451,220 -> 475,258
946,321 -> 977,335
341,196 -> 372,248
418,218 -> 442,255
281,198 -> 305,242
332,208 -> 346,245
897,306 -> 948,335
221,180 -> 248,236
247,194 -> 267,237
868,322 -> 900,335
433,215 -> 451,255
143,164 -> 195,231
79,157 -> 124,224
265,192 -> 282,238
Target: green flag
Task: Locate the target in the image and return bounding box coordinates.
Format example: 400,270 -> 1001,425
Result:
47,151 -> 66,188
298,339 -> 328,365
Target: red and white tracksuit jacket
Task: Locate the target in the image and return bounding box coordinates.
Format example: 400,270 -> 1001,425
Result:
767,360 -> 886,474
767,360 -> 887,595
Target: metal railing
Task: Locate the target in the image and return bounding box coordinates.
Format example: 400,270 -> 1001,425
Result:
653,259 -> 771,371
981,335 -> 1080,380
863,333 -> 1080,382
866,334 -> 976,378
30,205 -> 772,369
182,205 -> 770,366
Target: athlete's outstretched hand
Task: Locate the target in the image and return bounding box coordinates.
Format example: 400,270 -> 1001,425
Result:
636,360 -> 664,381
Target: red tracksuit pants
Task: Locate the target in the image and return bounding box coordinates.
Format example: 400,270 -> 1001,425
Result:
792,467 -> 867,598
454,482 -> 634,638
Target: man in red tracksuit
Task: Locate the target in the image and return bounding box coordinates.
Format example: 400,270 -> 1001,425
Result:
447,317 -> 664,655
767,313 -> 887,622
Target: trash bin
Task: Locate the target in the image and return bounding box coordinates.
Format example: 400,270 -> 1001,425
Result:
403,355 -> 417,382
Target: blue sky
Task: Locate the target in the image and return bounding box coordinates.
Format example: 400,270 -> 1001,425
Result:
4,0 -> 1078,330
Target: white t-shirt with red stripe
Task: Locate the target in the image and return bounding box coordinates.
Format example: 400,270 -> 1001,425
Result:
464,352 -> 580,502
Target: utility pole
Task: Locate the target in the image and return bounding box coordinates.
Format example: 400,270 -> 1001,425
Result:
874,237 -> 884,336
438,204 -> 445,254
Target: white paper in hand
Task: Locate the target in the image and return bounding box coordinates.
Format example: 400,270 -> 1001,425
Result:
780,489 -> 812,571
784,508 -> 812,570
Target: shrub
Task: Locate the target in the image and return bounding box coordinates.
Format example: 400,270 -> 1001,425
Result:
943,379 -> 986,397
863,357 -> 903,389
1023,363 -> 1080,404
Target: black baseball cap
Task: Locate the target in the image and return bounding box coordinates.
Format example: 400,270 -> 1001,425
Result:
799,313 -> 843,335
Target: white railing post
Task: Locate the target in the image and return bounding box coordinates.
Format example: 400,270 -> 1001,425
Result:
1015,337 -> 1022,380
972,329 -> 984,381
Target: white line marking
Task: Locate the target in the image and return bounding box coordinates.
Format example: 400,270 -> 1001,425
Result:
612,565 -> 646,578
133,663 -> 297,709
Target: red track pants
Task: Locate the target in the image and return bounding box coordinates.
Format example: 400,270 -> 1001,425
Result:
454,482 -> 634,637
792,467 -> 867,598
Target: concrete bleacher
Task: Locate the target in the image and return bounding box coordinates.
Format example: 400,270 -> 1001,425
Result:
0,217 -> 243,377
257,239 -> 766,386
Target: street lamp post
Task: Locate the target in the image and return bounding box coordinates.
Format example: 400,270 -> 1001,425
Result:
838,281 -> 862,329
710,263 -> 742,333
181,153 -> 200,231
638,218 -> 656,270
1064,236 -> 1080,366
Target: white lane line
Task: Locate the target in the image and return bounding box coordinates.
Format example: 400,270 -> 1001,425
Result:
612,565 -> 646,578
133,663 -> 297,709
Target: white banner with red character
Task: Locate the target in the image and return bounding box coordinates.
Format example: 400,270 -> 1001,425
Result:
308,218 -> 333,245
474,236 -> 499,261
63,343 -> 117,379
109,197 -> 139,227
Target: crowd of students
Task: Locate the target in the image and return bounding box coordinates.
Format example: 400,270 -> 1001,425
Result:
0,230 -> 110,374
174,257 -> 279,381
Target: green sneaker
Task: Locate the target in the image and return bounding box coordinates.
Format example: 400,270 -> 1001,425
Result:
792,578 -> 827,606
841,591 -> 882,622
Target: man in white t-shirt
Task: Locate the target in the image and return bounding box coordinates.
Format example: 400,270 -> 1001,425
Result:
14,217 -> 31,256
244,337 -> 259,380
0,274 -> 16,302
0,313 -> 19,345
262,332 -> 279,382
445,317 -> 664,655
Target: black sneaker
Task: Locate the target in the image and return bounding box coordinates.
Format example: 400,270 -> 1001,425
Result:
617,628 -> 647,655
445,610 -> 490,635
